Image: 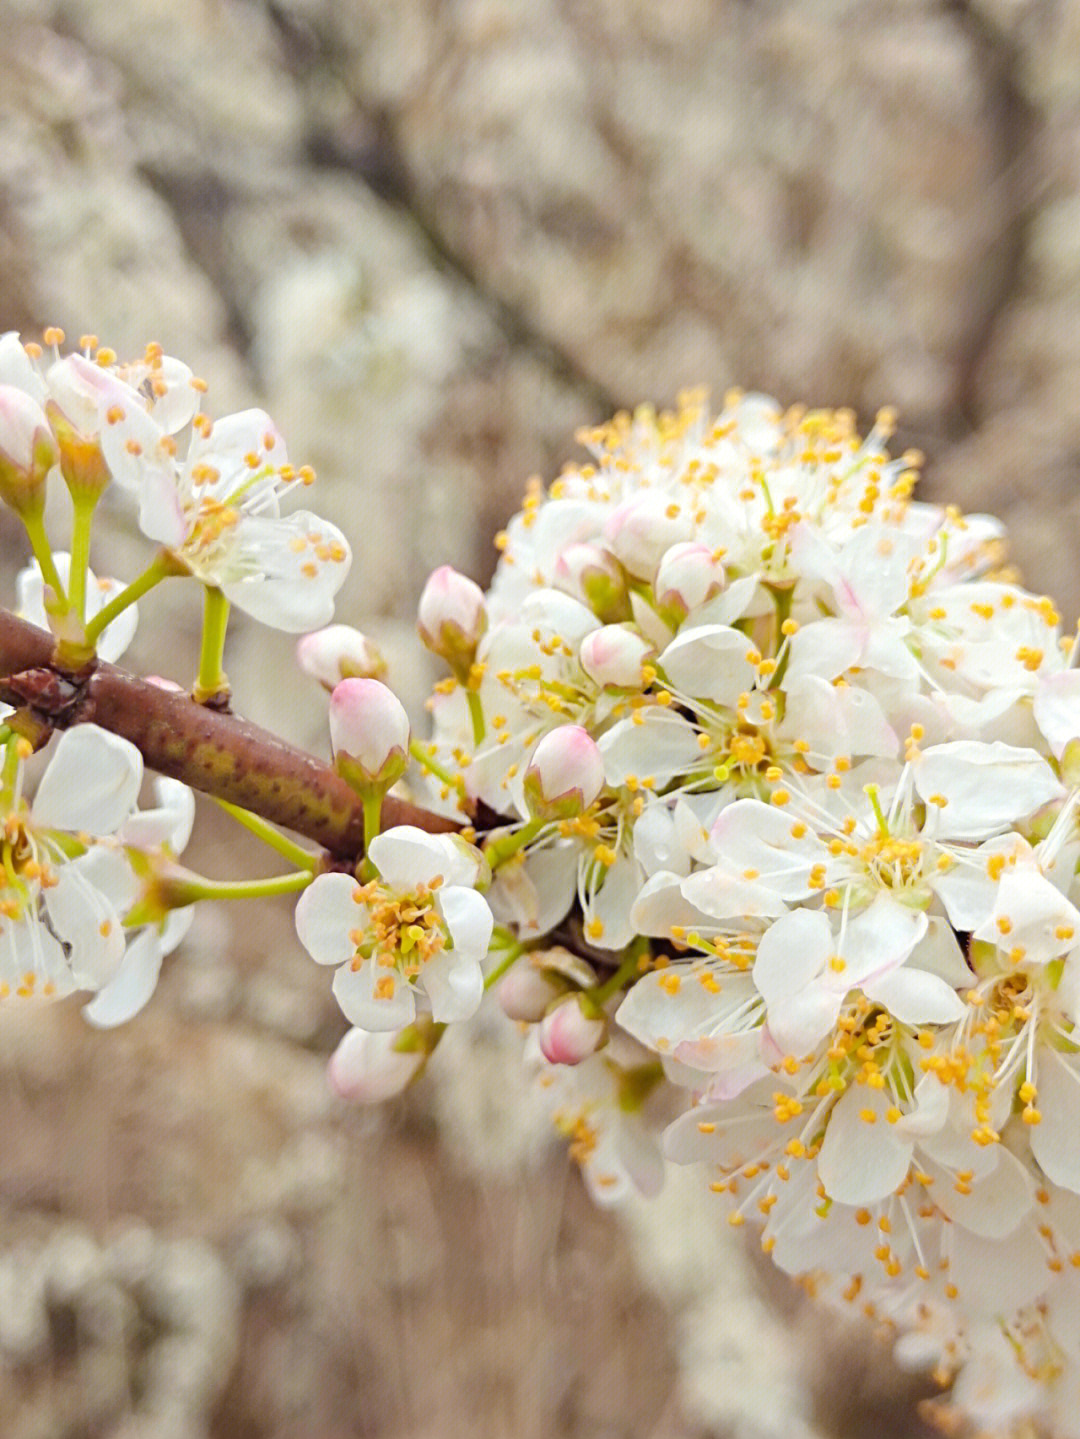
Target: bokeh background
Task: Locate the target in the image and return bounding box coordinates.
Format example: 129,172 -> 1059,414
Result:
1,1 -> 1078,1435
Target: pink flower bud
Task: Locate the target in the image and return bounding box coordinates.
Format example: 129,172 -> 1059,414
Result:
579,624 -> 654,691
329,678 -> 410,790
417,565 -> 486,676
328,1026 -> 424,1103
538,995 -> 607,1065
523,725 -> 604,819
0,385 -> 57,514
496,959 -> 567,1023
297,625 -> 387,688
603,494 -> 694,579
654,541 -> 726,621
552,543 -> 630,623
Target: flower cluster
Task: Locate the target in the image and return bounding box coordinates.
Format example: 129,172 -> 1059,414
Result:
9,322 -> 1080,1435
306,389 -> 1080,1435
0,721 -> 194,1026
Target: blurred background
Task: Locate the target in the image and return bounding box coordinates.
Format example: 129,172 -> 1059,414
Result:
0,0 -> 1078,1435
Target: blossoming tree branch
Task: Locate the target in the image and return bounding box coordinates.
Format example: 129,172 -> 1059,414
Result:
3,327 -> 1080,1434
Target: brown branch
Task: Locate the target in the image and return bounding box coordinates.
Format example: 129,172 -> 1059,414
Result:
0,608 -> 458,857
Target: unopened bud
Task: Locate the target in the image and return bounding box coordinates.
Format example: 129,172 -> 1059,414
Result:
497,959 -> 567,1023
523,725 -> 604,819
552,542 -> 630,623
538,994 -> 607,1065
0,385 -> 57,515
328,1025 -> 425,1103
298,625 -> 387,688
579,624 -> 654,691
417,565 -> 486,678
654,541 -> 725,622
329,678 -> 410,791
603,494 -> 694,579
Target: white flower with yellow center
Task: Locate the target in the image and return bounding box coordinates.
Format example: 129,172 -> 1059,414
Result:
0,726 -> 145,1004
294,827 -> 493,1030
101,404 -> 350,631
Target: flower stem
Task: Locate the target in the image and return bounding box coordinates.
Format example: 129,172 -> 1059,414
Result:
67,495 -> 97,624
84,553 -> 177,647
20,512 -> 65,604
483,931 -> 526,990
590,939 -> 650,1007
161,868 -> 315,905
194,586 -> 230,702
363,792 -> 383,854
213,797 -> 320,871
482,817 -> 545,873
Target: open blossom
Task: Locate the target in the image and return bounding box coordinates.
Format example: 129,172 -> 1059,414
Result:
101,403 -> 350,631
0,726 -> 143,1004
83,776 -> 197,1029
294,826 -> 493,1030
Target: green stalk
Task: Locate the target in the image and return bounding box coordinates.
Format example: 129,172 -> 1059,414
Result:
85,553 -> 177,646
213,798 -> 319,871
195,586 -> 231,701
589,939 -> 650,1008
67,495 -> 97,623
482,817 -> 545,874
20,512 -> 65,603
162,869 -> 315,906
363,793 -> 383,855
483,934 -> 526,990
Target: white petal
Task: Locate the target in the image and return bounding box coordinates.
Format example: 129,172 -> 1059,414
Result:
438,884 -> 493,961
753,908 -> 832,1008
817,1085 -> 912,1204
927,1149 -> 1033,1239
1034,670 -> 1080,758
121,778 -> 196,852
82,928 -> 163,1028
294,873 -> 363,965
33,726 -> 142,834
630,870 -> 717,938
785,617 -> 866,682
914,741 -> 1064,840
863,966 -> 965,1026
584,853 -> 640,951
1030,1049 -> 1080,1193
837,896 -> 927,988
222,511 -> 351,633
597,709 -> 702,787
369,827 -> 461,890
332,959 -> 416,1030
781,674 -> 898,762
43,861 -> 125,990
709,799 -> 828,900
658,624 -> 757,705
420,950 -> 483,1022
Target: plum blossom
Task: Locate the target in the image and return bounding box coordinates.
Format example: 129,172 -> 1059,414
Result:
101,403 -> 350,631
294,826 -> 493,1030
0,726 -> 143,1005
